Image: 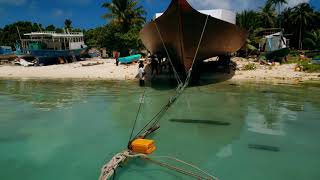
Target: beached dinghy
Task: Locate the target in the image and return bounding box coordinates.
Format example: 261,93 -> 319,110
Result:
259,31 -> 290,61
139,0 -> 247,77
118,54 -> 142,64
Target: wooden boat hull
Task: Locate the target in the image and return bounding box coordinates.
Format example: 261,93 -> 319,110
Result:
0,54 -> 17,60
264,47 -> 290,60
139,0 -> 247,76
28,48 -> 87,58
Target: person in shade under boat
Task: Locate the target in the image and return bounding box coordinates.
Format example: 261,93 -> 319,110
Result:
138,62 -> 145,86
150,54 -> 159,76
115,51 -> 119,66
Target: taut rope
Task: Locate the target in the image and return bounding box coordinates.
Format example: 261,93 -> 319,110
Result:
99,14 -> 213,180
155,22 -> 183,86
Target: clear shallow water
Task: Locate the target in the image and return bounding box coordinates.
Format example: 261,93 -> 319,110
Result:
0,79 -> 320,180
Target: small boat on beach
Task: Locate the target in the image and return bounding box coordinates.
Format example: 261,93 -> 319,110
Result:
139,0 -> 247,78
259,31 -> 290,61
118,54 -> 142,64
312,56 -> 320,64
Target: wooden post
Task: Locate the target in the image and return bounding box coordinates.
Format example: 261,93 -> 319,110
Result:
63,38 -> 66,50
53,38 -> 55,50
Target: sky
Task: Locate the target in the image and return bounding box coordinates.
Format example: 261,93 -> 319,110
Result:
0,0 -> 319,29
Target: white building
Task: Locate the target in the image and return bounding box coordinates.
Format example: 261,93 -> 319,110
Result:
153,9 -> 236,24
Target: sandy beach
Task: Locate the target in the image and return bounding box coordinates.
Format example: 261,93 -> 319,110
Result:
231,57 -> 320,83
0,58 -> 138,80
0,57 -> 319,83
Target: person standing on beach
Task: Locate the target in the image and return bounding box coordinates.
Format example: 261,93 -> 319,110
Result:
138,63 -> 145,86
115,51 -> 119,66
139,60 -> 144,68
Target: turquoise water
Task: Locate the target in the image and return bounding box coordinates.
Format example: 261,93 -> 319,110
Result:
0,79 -> 320,180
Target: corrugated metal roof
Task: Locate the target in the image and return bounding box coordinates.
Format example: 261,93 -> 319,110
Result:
24,31 -> 84,37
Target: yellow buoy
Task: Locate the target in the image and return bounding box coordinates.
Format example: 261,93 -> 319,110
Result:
131,139 -> 156,154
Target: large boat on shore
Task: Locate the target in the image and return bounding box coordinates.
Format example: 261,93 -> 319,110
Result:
139,0 -> 247,78
21,31 -> 87,65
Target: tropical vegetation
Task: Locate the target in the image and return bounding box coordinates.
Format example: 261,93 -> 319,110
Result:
236,1 -> 320,51
0,0 -> 145,56
1,0 -> 320,56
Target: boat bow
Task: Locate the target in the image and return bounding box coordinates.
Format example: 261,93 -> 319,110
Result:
139,0 -> 247,75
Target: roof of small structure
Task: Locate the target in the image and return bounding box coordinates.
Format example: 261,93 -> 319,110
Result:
24,31 -> 84,38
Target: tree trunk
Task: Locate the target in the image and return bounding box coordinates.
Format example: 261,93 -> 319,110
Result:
299,21 -> 302,50
278,4 -> 281,29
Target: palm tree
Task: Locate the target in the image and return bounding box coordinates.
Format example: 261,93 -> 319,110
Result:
102,0 -> 146,32
290,3 -> 315,49
236,10 -> 260,33
267,0 -> 287,14
303,29 -> 320,50
279,7 -> 293,29
236,11 -> 260,56
259,3 -> 277,28
64,19 -> 73,30
267,0 -> 287,27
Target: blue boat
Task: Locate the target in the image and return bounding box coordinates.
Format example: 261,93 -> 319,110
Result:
312,56 -> 320,64
118,54 -> 142,64
29,49 -> 85,58
21,31 -> 87,65
0,46 -> 14,55
0,46 -> 17,60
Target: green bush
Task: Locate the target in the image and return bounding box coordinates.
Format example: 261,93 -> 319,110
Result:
289,51 -> 300,57
243,63 -> 257,70
284,56 -> 300,64
298,60 -> 320,73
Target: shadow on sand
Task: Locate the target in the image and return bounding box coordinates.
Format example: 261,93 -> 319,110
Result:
141,60 -> 236,90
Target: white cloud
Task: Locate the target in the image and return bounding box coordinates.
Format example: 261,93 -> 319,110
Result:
187,0 -> 263,11
187,0 -> 233,10
53,9 -> 64,17
0,0 -> 26,6
285,0 -> 310,8
52,9 -> 73,18
187,0 -> 311,12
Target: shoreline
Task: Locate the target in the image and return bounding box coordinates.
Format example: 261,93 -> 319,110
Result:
0,58 -> 319,84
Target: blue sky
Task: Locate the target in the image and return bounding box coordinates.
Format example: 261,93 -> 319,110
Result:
0,0 -> 319,29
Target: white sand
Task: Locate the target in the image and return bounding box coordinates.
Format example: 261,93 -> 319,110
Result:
232,57 -> 320,83
0,58 -> 138,80
0,57 -> 319,83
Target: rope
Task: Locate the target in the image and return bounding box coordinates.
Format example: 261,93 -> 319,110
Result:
100,13 -> 212,180
131,15 -> 209,142
131,84 -> 184,141
144,158 -> 213,180
128,89 -> 146,146
125,153 -> 218,180
155,21 -> 183,85
184,15 -> 209,88
131,99 -> 172,140
99,151 -> 219,180
99,151 -> 129,180
148,155 -> 219,180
